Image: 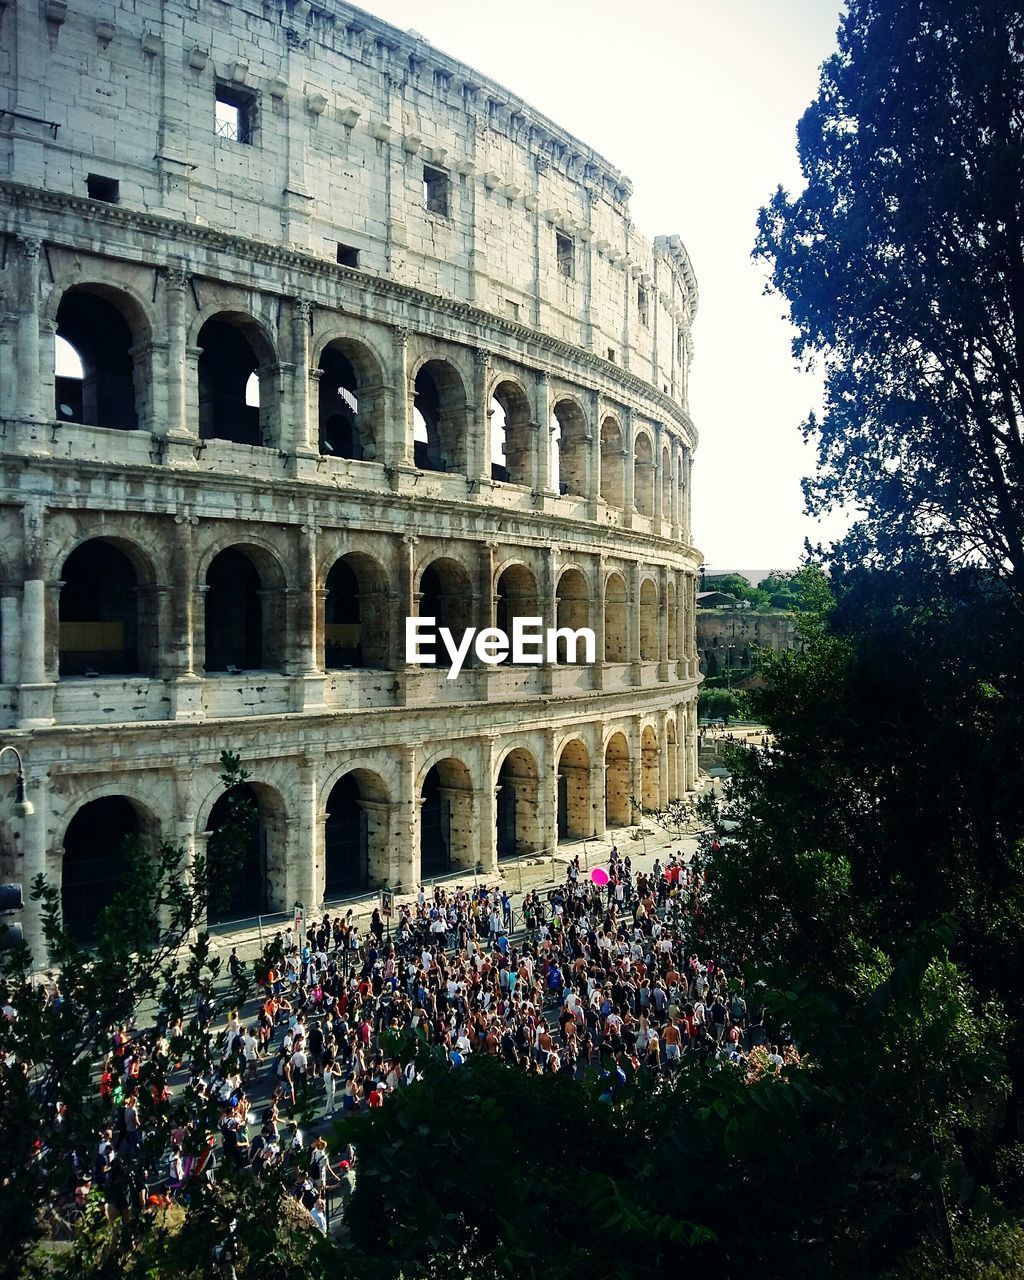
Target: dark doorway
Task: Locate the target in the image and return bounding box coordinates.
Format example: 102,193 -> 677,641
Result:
59,540 -> 140,677
420,766 -> 451,877
204,548 -> 262,672
324,774 -> 369,897
55,289 -> 138,430
62,796 -> 139,944
206,784 -> 268,924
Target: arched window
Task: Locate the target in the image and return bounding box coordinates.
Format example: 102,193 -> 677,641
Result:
317,339 -> 383,461
204,546 -> 284,673
197,315 -> 271,446
557,739 -> 591,840
324,553 -> 390,669
604,573 -> 628,663
634,432 -> 655,516
661,444 -> 672,517
641,726 -> 659,811
600,416 -> 624,509
55,288 -> 139,429
495,564 -> 540,662
496,748 -> 540,857
490,380 -> 533,486
418,560 -> 474,666
324,769 -> 389,897
554,569 -> 591,663
639,579 -> 659,661
59,540 -> 152,677
420,759 -> 474,877
62,796 -> 141,943
604,733 -> 631,827
413,361 -> 467,474
205,784 -> 271,923
551,399 -> 588,497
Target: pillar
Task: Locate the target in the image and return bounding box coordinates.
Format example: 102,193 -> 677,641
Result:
389,328 -> 412,469
682,446 -> 692,544
540,729 -> 559,856
17,236 -> 42,422
588,391 -> 603,514
1,593 -> 20,686
629,560 -> 642,685
395,744 -> 418,891
592,553 -> 605,691
670,440 -> 682,538
294,522 -> 326,710
622,407 -> 636,525
168,515 -> 203,717
534,370 -> 554,495
478,735 -> 498,874
20,500 -> 54,728
657,710 -> 670,809
19,765 -> 49,968
291,299 -> 317,456
629,720 -> 643,825
653,425 -> 664,524
162,265 -> 193,443
658,564 -> 670,681
292,757 -> 319,912
473,348 -> 492,485
590,725 -> 606,838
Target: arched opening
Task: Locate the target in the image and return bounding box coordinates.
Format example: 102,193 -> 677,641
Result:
59,539 -> 151,677
600,416 -> 624,509
317,339 -> 383,461
62,796 -> 141,944
204,546 -> 283,673
495,564 -> 540,662
605,732 -> 631,827
557,739 -> 590,841
197,314 -> 270,447
661,444 -> 672,517
54,287 -> 139,430
667,580 -> 678,661
667,718 -> 679,801
634,432 -> 655,517
554,568 -> 590,663
418,559 -> 474,668
496,748 -> 540,857
420,758 -> 474,877
490,379 -> 533,486
413,360 -> 467,474
604,572 -> 628,663
641,726 -> 659,811
640,579 -> 659,661
551,398 -> 588,497
205,783 -> 281,924
324,553 -> 390,669
324,769 -> 389,898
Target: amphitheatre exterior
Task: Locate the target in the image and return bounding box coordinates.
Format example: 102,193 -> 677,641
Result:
0,0 -> 701,957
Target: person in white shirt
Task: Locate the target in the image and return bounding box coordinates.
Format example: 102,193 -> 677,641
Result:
310,1196 -> 327,1234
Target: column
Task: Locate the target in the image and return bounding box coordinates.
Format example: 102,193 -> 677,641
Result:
389,328 -> 413,470
395,744 -> 418,890
653,425 -> 664,524
629,560 -> 642,685
473,348 -> 492,486
17,237 -> 42,422
161,265 -> 193,444
293,757 -> 319,912
622,408 -> 636,527
475,736 -> 497,874
1,592 -> 20,686
687,573 -> 699,678
685,701 -> 699,792
19,500 -> 54,728
291,299 -> 317,457
592,553 -> 605,691
670,440 -> 682,538
657,710 -> 670,809
675,569 -> 688,681
294,522 -> 326,710
682,446 -> 692,544
396,536 -> 419,703
168,515 -> 203,717
479,540 -> 497,629
628,720 -> 643,825
19,765 -> 49,967
587,389 -> 603,518
533,370 -> 554,496
590,724 -> 606,838
658,564 -> 670,682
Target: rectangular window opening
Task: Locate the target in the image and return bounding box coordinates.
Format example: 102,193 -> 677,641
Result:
423,164 -> 451,217
607,347 -> 616,363
215,86 -> 255,144
638,285 -> 650,327
556,231 -> 575,279
336,243 -> 360,267
86,174 -> 119,203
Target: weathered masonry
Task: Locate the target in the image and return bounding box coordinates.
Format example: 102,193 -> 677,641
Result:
0,0 -> 702,957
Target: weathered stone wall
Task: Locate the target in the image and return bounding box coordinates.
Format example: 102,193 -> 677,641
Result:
0,0 -> 702,961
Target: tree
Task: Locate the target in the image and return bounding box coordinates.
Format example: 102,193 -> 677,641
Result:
704,573 -> 771,608
758,568 -> 822,611
756,1 -> 1024,591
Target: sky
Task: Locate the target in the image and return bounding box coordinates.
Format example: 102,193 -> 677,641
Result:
355,0 -> 848,572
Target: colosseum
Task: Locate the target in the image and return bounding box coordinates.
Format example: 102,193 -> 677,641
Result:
0,0 -> 701,959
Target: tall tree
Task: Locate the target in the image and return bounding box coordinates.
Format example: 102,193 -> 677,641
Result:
756,1 -> 1024,589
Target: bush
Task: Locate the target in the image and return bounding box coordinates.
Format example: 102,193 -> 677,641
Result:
698,688 -> 748,722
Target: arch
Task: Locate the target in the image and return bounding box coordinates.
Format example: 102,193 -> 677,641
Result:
551,397 -> 588,497
418,558 -> 474,667
604,571 -> 628,663
641,725 -> 659,811
495,562 -> 540,661
600,415 -> 624,509
205,781 -> 287,923
317,336 -> 384,461
639,578 -> 659,661
413,359 -> 468,474
554,567 -> 591,663
490,378 -> 533,486
634,430 -> 655,517
661,443 -> 672,517
54,285 -> 145,430
197,311 -> 277,447
420,757 -> 475,877
604,731 -> 631,827
496,746 -> 540,857
203,544 -> 286,673
58,537 -> 157,677
324,551 -> 391,670
557,738 -> 591,841
324,768 -> 390,898
62,795 -> 151,943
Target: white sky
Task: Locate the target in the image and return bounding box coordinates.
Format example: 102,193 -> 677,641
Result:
358,0 -> 848,571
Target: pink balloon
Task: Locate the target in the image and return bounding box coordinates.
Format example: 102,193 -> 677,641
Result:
591,867 -> 610,886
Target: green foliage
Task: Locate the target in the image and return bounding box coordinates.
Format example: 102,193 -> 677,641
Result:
704,573 -> 771,608
697,687 -> 748,721
757,566 -> 827,612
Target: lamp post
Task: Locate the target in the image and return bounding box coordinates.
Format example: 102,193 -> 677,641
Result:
0,746 -> 34,817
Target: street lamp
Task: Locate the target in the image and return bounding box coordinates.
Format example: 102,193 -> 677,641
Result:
0,746 -> 33,817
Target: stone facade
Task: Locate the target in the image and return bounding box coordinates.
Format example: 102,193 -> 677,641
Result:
697,610 -> 800,684
0,0 -> 701,959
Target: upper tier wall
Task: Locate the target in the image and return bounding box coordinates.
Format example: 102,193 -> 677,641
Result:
0,0 -> 698,415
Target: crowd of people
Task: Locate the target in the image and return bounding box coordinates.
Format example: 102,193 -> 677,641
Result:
42,840 -> 791,1242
